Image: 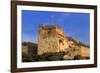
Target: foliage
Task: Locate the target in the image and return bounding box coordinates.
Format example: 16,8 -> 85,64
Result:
22,42 -> 37,49
73,55 -> 82,60
67,36 -> 90,48
22,51 -> 90,62
22,51 -> 65,62
22,52 -> 31,62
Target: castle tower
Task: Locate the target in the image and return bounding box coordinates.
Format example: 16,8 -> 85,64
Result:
38,25 -> 69,55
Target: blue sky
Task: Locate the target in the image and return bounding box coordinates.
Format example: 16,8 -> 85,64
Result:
22,10 -> 90,45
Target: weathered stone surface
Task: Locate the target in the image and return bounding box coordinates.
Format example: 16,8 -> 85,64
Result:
80,46 -> 90,58
38,25 -> 68,55
22,45 -> 28,55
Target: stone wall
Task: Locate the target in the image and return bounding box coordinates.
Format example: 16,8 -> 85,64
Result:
80,46 -> 90,58
22,45 -> 28,55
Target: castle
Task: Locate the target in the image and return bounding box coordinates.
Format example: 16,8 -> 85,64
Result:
38,24 -> 90,59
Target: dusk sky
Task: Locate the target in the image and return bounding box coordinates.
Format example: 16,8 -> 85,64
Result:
22,10 -> 90,45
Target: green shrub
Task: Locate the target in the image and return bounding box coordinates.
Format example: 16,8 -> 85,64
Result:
73,55 -> 81,60
22,51 -> 65,62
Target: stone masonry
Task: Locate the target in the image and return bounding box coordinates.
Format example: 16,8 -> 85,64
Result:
38,25 -> 69,55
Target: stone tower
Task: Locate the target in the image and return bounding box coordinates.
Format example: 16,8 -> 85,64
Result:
38,25 -> 69,55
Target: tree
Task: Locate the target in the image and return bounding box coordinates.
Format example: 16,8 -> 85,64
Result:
22,52 -> 30,62
73,55 -> 81,60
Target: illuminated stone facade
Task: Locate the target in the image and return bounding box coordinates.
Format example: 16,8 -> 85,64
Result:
38,25 -> 69,55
